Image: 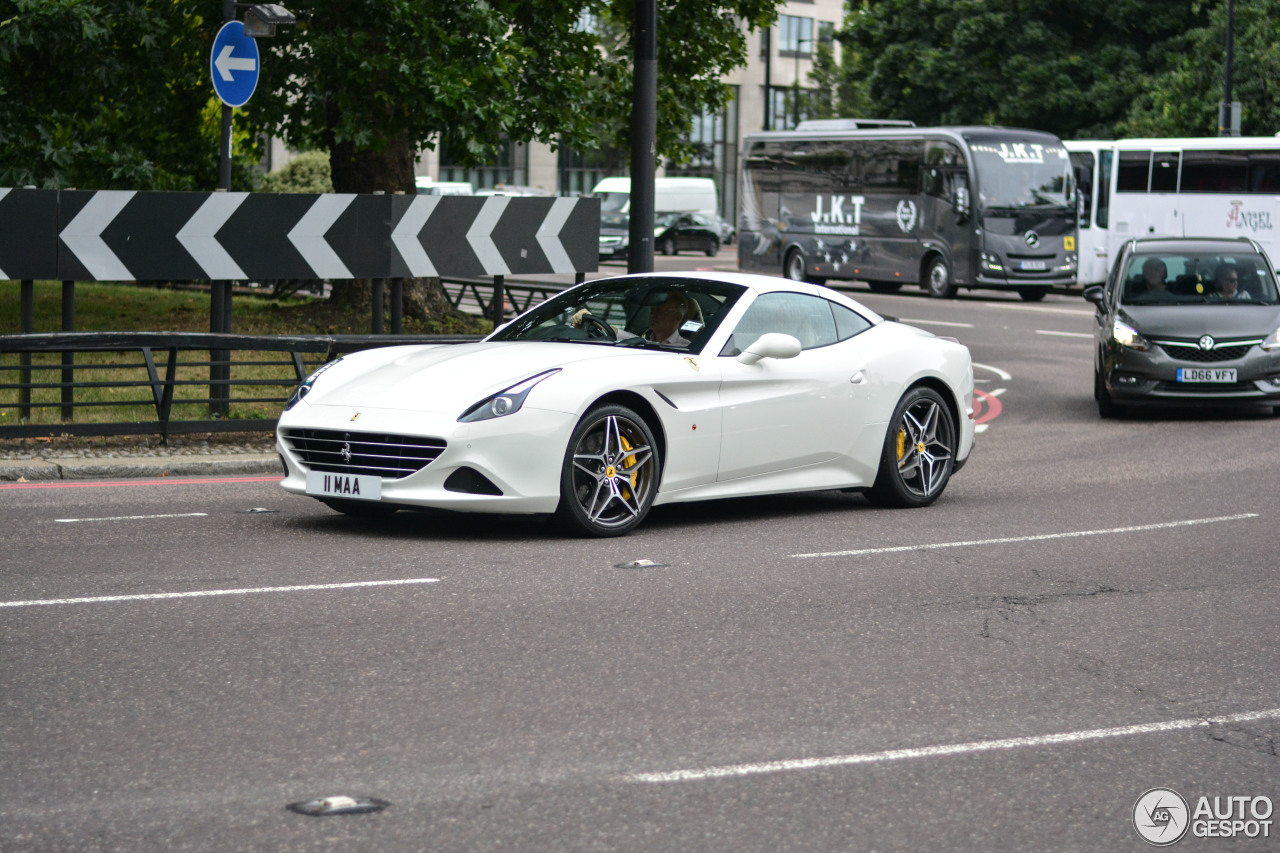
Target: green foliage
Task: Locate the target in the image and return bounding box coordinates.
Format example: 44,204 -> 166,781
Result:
838,0 -> 1221,139
0,0 -> 262,190
1120,0 -> 1280,137
258,150 -> 334,193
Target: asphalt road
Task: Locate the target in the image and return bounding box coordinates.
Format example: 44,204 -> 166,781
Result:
3,285 -> 1279,852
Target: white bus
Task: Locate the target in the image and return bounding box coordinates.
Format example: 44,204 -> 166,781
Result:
1066,137 -> 1280,286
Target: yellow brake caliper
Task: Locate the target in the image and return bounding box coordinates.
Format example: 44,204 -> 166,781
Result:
619,435 -> 638,498
896,429 -> 906,462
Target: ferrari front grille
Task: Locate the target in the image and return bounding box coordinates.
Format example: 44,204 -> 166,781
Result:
281,428 -> 446,479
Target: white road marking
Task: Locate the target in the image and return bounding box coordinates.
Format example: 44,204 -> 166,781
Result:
1036,329 -> 1093,339
974,424 -> 988,433
791,513 -> 1258,559
988,387 -> 1006,397
972,362 -> 1012,381
984,302 -> 1094,316
55,512 -> 209,523
624,707 -> 1280,783
1,578 -> 440,608
901,318 -> 974,328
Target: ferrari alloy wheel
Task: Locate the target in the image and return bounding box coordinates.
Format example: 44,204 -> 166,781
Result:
924,255 -> 956,298
557,404 -> 659,537
869,387 -> 956,508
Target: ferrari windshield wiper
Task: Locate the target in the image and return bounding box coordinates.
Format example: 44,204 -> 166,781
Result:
614,336 -> 671,349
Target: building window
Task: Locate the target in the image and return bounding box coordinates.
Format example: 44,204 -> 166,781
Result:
557,144 -> 628,197
778,15 -> 814,55
666,86 -> 739,219
817,20 -> 835,46
766,86 -> 809,131
439,139 -> 528,190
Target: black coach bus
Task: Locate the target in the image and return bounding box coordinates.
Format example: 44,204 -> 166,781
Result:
738,122 -> 1079,300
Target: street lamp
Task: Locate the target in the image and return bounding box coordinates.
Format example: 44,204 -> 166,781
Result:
244,3 -> 295,37
792,35 -> 812,130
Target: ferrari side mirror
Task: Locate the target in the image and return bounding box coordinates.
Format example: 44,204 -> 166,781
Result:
737,333 -> 802,365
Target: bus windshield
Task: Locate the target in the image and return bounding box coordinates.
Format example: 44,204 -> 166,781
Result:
970,139 -> 1075,209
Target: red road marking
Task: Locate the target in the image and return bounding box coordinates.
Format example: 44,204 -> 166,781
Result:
1,476 -> 281,490
973,389 -> 1004,424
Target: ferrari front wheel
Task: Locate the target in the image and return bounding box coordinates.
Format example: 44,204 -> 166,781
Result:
868,387 -> 956,508
557,404 -> 659,537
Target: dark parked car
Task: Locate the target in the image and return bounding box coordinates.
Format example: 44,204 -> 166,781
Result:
599,211 -> 722,260
1083,237 -> 1280,417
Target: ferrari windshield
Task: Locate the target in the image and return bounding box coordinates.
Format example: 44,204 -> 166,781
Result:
488,277 -> 746,352
1120,252 -> 1280,305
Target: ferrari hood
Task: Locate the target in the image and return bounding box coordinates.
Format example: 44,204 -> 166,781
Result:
302,341 -> 644,415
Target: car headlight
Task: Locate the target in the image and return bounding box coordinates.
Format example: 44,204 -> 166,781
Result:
1112,318 -> 1150,351
1263,328 -> 1280,351
458,369 -> 560,422
284,358 -> 342,411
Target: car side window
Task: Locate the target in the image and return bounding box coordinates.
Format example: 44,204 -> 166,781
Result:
830,301 -> 872,340
719,292 -> 839,355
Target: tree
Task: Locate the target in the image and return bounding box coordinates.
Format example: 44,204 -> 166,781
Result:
839,0 -> 1208,139
1120,0 -> 1280,137
246,0 -> 780,318
0,0 -> 261,190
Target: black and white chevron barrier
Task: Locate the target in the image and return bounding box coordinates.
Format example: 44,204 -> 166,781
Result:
0,188 -> 600,281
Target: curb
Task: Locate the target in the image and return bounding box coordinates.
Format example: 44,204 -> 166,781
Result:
0,454 -> 281,482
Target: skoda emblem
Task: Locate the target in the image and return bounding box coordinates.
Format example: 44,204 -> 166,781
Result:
1024,230 -> 1040,248
1198,335 -> 1215,351
341,441 -> 353,464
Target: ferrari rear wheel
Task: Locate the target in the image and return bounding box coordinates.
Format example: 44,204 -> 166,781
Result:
557,403 -> 659,537
868,387 -> 956,508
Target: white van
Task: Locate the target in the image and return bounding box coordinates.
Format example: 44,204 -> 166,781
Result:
591,177 -> 718,215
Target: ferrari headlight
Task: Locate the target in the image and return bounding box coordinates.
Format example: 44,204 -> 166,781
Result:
1112,318 -> 1150,351
1262,328 -> 1280,351
284,358 -> 342,411
458,369 -> 560,422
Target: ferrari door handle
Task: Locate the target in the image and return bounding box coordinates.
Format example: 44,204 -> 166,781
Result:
850,370 -> 867,385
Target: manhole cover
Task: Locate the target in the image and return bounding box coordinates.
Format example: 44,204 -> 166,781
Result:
286,796 -> 391,816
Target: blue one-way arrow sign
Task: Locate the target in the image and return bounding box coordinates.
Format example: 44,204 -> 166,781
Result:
211,21 -> 260,108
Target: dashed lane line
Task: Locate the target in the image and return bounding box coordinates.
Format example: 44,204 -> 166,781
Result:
789,513 -> 1258,559
623,707 -> 1280,783
1,578 -> 441,608
1036,329 -> 1093,339
55,512 -> 208,523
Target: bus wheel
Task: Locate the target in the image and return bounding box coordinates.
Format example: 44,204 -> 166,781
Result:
1018,287 -> 1047,302
924,256 -> 956,298
784,248 -> 807,282
868,281 -> 902,294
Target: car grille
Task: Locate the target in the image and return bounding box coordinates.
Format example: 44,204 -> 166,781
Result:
1153,380 -> 1258,395
1154,340 -> 1258,363
281,428 -> 446,479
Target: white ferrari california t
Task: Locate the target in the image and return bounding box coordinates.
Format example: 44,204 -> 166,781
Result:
276,272 -> 975,536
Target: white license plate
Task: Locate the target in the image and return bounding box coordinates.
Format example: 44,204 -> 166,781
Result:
1177,368 -> 1237,383
306,471 -> 382,501
1019,260 -> 1047,270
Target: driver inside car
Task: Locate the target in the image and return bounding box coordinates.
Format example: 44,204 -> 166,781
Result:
571,291 -> 698,346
